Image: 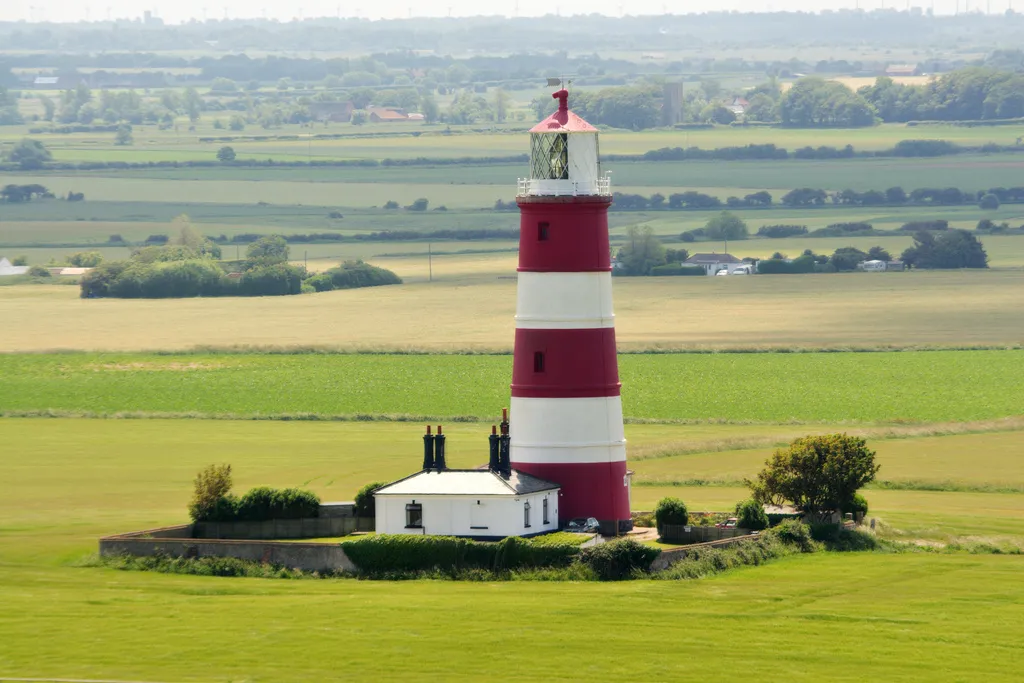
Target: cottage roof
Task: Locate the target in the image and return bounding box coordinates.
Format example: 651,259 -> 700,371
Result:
369,108 -> 408,120
375,469 -> 561,497
684,253 -> 743,264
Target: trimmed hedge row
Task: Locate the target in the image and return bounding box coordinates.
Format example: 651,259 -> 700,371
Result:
198,487 -> 321,523
344,534 -> 580,573
649,264 -> 706,277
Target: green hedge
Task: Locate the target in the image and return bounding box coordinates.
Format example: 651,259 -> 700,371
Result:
343,534 -> 580,574
578,539 -> 661,581
196,487 -> 320,522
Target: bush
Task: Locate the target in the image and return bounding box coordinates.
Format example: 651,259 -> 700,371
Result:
354,481 -> 385,517
306,272 -> 335,292
654,497 -> 689,532
765,519 -> 818,553
234,487 -> 320,522
26,265 -> 51,277
324,260 -> 402,290
900,220 -> 948,231
757,224 -> 808,238
188,464 -> 233,522
849,493 -> 869,516
239,263 -> 303,296
979,193 -> 1000,210
734,499 -> 769,531
578,539 -> 660,581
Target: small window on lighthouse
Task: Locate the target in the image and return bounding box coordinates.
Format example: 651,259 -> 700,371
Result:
537,222 -> 550,241
533,351 -> 545,373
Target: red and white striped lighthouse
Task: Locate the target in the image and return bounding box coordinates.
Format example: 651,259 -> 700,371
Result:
509,88 -> 631,533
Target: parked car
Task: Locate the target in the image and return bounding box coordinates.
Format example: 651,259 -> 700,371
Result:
715,517 -> 739,529
566,517 -> 601,533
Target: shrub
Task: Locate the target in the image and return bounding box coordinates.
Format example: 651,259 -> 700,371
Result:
649,264 -> 705,276
306,272 -> 335,292
757,224 -> 808,238
654,497 -> 689,532
734,499 -> 769,531
234,487 -> 320,522
849,493 -> 869,516
578,539 -> 660,581
979,193 -> 1000,210
188,464 -> 233,522
27,265 -> 51,277
900,220 -> 948,231
324,260 -> 402,290
354,481 -> 385,517
238,263 -> 303,296
765,519 -> 818,553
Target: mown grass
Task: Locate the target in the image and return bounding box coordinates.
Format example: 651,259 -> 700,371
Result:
1,417 -> 1022,680
1,349 -> 1022,423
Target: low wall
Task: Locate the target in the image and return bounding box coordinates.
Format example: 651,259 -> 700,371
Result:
660,524 -> 752,544
99,532 -> 356,573
193,516 -> 372,540
650,534 -> 760,572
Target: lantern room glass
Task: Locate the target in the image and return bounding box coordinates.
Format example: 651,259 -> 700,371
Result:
530,133 -> 569,180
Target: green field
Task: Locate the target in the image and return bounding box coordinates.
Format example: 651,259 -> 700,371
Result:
2,350 -> 1023,423
1,417 -> 1022,681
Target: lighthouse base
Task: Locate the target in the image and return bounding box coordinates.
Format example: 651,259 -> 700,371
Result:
510,460 -> 633,535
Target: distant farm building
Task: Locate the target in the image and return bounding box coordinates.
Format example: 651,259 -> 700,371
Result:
857,260 -> 905,272
728,96 -> 749,116
684,253 -> 744,276
368,107 -> 409,122
0,258 -> 30,276
308,101 -> 354,123
885,64 -> 921,77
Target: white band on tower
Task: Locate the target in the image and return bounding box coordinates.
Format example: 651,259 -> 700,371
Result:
515,271 -> 615,329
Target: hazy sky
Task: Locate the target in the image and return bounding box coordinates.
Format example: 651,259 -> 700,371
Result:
0,2 -> 1010,24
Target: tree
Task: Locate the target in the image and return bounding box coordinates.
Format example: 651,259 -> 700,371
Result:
734,499 -> 769,531
885,186 -> 907,204
745,93 -> 778,122
420,93 -> 440,123
781,187 -> 827,206
351,111 -> 368,125
406,198 -> 429,211
979,193 -> 1001,210
779,77 -> 876,127
228,115 -> 245,131
171,215 -> 221,259
867,246 -> 892,262
493,88 -> 511,123
210,77 -> 238,93
901,229 -> 988,269
701,104 -> 736,125
354,481 -> 386,518
6,138 -> 52,170
245,235 -> 289,265
114,124 -> 133,146
11,256 -> 28,266
217,146 -> 237,162
66,251 -> 103,267
747,434 -> 880,522
614,225 -> 665,276
39,95 -> 56,122
183,87 -> 202,123
188,464 -> 234,522
654,497 -> 689,533
703,211 -> 749,241
829,246 -> 869,271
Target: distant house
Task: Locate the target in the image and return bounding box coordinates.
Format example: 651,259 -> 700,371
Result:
308,101 -> 354,123
857,260 -> 905,272
406,112 -> 425,121
368,107 -> 408,123
885,64 -> 921,77
728,96 -> 750,116
32,76 -> 59,87
683,253 -> 744,276
0,258 -> 30,276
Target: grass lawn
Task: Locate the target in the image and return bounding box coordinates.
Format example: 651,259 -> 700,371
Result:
2,349 -> 1024,423
1,417 -> 1022,681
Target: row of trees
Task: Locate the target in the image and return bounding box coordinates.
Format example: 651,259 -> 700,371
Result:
757,230 -> 988,271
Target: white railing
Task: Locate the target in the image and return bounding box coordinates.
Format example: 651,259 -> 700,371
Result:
516,176 -> 612,197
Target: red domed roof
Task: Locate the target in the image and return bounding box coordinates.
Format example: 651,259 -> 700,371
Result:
529,89 -> 598,133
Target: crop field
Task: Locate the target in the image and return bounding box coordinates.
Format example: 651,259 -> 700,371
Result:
1,417 -> 1022,682
2,349 -> 1023,423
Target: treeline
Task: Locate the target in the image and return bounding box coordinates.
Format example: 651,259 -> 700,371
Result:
207,229 -> 520,244
80,229 -> 401,299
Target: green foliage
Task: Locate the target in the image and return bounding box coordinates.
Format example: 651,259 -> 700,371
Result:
217,146 -> 237,162
900,230 -> 988,269
244,235 -> 289,265
5,139 -> 52,169
830,246 -> 869,271
239,263 -> 304,296
26,265 -> 51,278
850,493 -> 869,516
614,225 -> 665,276
703,211 -> 748,241
344,534 -> 579,575
321,260 -> 402,290
578,539 -> 660,581
649,264 -> 705,276
66,251 -> 103,267
654,497 -> 689,531
734,499 -> 769,531
114,124 -> 133,146
780,77 -> 876,127
979,193 -> 1000,210
234,487 -> 320,522
98,553 -> 316,579
748,434 -> 880,521
354,481 -> 385,517
10,256 -> 28,266
765,519 -> 819,553
405,198 -> 429,211
758,224 -> 808,238
188,464 -> 233,522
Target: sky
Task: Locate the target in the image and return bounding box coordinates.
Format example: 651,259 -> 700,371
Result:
0,1 -> 1014,24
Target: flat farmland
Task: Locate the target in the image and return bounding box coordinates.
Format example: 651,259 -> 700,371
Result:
1,418 -> 1022,682
2,268 -> 1023,351
2,349 -> 1023,423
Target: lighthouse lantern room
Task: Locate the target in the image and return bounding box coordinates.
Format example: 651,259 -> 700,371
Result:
510,87 -> 632,534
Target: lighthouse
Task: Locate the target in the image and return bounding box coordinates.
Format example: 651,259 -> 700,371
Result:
509,88 -> 632,534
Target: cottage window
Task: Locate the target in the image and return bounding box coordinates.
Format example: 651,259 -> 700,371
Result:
405,502 -> 423,529
524,501 -> 532,528
533,351 -> 545,373
542,498 -> 549,525
537,222 -> 550,241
